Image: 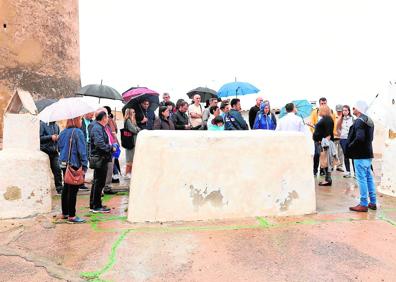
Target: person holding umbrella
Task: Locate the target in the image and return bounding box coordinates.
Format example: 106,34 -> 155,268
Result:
58,116 -> 88,223
136,99 -> 155,130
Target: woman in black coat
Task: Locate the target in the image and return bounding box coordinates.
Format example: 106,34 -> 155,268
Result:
313,105 -> 334,186
154,106 -> 175,130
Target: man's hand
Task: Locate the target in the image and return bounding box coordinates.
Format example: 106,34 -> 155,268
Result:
185,124 -> 191,129
141,117 -> 148,123
51,134 -> 58,142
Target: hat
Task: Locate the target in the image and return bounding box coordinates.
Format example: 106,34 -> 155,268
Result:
335,104 -> 343,112
353,100 -> 368,114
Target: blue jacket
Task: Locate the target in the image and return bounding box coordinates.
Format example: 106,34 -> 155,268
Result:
58,127 -> 88,170
90,121 -> 112,161
253,103 -> 277,130
224,109 -> 249,130
40,121 -> 60,155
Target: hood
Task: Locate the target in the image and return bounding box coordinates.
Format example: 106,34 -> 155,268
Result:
359,114 -> 374,128
259,102 -> 271,114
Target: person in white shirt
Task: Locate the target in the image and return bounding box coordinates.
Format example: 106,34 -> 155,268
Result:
188,94 -> 203,129
277,103 -> 314,156
277,103 -> 305,132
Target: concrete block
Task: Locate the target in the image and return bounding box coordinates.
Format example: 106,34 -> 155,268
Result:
0,150 -> 52,219
378,140 -> 396,197
128,130 -> 316,223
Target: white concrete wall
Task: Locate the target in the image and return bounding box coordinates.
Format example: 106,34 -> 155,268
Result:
128,130 -> 316,223
0,114 -> 52,219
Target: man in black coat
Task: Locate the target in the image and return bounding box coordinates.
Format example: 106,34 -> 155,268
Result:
248,97 -> 263,129
346,100 -> 376,212
172,101 -> 191,130
40,121 -> 63,194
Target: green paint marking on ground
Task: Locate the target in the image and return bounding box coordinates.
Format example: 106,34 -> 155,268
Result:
378,211 -> 396,227
80,229 -> 130,281
256,216 -> 272,228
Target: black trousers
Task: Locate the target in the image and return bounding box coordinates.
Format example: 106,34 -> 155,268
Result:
90,164 -> 108,209
49,153 -> 63,188
313,142 -> 321,175
61,169 -> 79,217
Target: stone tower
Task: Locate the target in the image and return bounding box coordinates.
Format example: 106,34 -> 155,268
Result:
0,0 -> 80,138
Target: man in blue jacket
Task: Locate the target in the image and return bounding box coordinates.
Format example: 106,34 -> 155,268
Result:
224,98 -> 249,130
346,100 -> 376,212
40,121 -> 63,194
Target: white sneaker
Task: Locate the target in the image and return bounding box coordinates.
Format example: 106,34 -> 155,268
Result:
343,172 -> 351,178
124,173 -> 131,180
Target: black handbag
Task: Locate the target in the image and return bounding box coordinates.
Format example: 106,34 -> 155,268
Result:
120,121 -> 135,149
89,155 -> 105,169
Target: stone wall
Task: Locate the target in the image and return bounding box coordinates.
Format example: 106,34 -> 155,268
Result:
0,0 -> 80,138
128,130 -> 316,223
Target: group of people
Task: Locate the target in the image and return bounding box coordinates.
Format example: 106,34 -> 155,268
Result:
39,92 -> 377,223
40,107 -> 121,223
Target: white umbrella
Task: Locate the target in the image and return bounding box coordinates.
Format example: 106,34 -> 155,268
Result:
39,97 -> 96,123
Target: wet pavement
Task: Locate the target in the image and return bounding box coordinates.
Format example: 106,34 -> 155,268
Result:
0,172 -> 395,282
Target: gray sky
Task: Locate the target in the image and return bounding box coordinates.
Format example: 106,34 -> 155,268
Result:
79,0 -> 396,109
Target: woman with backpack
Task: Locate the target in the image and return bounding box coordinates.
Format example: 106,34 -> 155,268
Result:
122,108 -> 140,179
337,105 -> 355,178
253,101 -> 277,130
154,106 -> 175,130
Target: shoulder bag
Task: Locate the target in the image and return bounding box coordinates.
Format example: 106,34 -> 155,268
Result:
120,120 -> 135,149
64,129 -> 85,185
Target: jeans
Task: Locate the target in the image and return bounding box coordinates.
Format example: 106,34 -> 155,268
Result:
49,153 -> 63,189
340,139 -> 355,173
61,168 -> 79,217
90,163 -> 108,209
354,159 -> 376,207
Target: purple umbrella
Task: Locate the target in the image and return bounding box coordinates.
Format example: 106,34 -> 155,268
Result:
122,87 -> 159,103
121,87 -> 160,115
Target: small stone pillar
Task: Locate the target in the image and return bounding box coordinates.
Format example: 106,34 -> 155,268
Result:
0,89 -> 52,219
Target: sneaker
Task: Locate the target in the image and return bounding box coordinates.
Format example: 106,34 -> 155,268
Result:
79,185 -> 89,190
343,172 -> 351,178
91,207 -> 111,213
336,167 -> 344,172
67,217 -> 86,223
111,178 -> 120,183
124,173 -> 131,180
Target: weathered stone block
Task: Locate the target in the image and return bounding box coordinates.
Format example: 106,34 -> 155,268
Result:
0,150 -> 52,219
128,130 -> 316,222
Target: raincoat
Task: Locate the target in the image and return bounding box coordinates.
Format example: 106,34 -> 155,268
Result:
253,103 -> 276,130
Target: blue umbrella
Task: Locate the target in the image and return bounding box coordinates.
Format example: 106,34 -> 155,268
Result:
217,82 -> 260,98
279,99 -> 313,119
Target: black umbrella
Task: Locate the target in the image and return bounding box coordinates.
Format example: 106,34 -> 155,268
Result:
35,98 -> 58,113
187,87 -> 218,103
122,93 -> 160,115
76,81 -> 122,101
